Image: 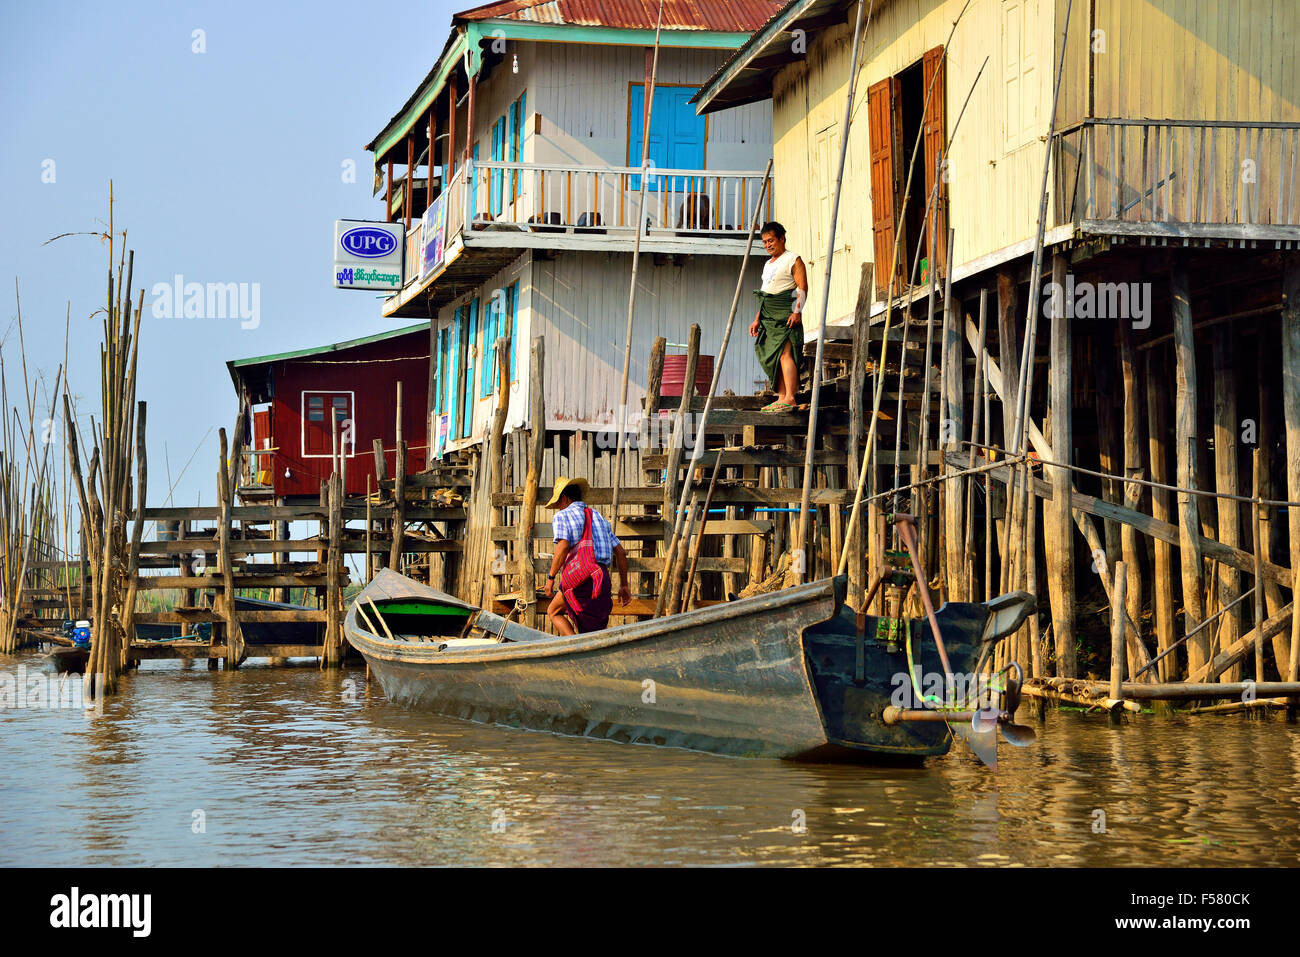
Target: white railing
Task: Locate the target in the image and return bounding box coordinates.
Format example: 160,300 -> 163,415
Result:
1055,119 -> 1300,228
459,161 -> 772,238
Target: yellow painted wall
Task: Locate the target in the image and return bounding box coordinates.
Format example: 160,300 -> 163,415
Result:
770,0 -> 1298,325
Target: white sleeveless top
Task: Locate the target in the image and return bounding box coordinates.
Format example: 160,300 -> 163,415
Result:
761,250 -> 799,294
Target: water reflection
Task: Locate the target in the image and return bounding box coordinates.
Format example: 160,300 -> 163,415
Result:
2,650 -> 1297,866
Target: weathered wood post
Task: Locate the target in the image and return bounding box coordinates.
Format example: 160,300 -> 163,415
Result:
325,471 -> 343,667
1171,259 -> 1208,674
1282,254 -> 1300,681
1145,347 -> 1176,681
518,337 -> 546,628
487,334 -> 512,603
1119,312 -> 1146,680
656,325 -> 700,615
217,428 -> 244,669
390,382 -> 407,572
371,437 -> 389,572
1110,560 -> 1127,704
1045,253 -> 1076,677
1211,325 -> 1242,681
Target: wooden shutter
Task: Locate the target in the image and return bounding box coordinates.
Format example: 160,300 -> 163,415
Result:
868,76 -> 902,299
922,46 -> 949,281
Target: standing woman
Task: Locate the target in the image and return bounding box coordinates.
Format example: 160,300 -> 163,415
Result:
749,221 -> 809,412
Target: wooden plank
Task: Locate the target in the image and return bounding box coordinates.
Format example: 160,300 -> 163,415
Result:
489,519 -> 771,541
135,575 -> 330,590
529,555 -> 745,574
641,448 -> 849,470
133,610 -> 328,624
494,487 -> 855,507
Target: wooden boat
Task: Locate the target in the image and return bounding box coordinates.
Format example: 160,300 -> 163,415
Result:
345,568 -> 1035,762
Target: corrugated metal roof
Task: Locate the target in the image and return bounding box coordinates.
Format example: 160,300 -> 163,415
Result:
694,0 -> 850,114
455,0 -> 784,32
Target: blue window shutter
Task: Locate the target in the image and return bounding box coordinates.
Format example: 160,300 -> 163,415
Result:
491,118 -> 505,216
463,299 -> 478,438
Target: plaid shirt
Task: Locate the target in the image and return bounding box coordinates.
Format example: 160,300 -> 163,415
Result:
552,500 -> 619,565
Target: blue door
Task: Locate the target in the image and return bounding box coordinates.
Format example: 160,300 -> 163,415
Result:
629,85 -> 705,191
461,298 -> 478,438
446,316 -> 460,441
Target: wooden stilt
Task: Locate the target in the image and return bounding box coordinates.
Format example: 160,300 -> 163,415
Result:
1171,259 -> 1208,675
518,338 -> 546,628
1145,347 -> 1177,681
1282,254 -> 1300,680
1119,315 -> 1146,680
1211,325 -> 1243,681
389,382 -> 406,572
1045,253 -> 1076,678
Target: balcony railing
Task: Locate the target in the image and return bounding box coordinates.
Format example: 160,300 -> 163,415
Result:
1054,118 -> 1300,233
461,161 -> 771,238
396,161 -> 771,292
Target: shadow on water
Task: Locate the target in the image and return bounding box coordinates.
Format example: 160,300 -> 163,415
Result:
2,650 -> 1298,866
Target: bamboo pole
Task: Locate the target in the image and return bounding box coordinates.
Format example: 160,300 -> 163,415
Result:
610,0 -> 666,522
794,0 -> 868,584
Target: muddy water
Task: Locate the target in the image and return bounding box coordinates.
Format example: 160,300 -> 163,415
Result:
2,649 -> 1298,866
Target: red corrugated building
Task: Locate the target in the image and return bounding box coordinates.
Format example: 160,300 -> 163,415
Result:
227,325 -> 429,501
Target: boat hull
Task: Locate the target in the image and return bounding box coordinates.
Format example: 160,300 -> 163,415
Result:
353,574 -> 840,759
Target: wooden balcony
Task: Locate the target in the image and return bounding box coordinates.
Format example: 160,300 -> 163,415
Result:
383,161 -> 771,319
1054,118 -> 1300,242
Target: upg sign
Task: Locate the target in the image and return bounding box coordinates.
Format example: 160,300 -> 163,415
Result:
333,219 -> 404,291
340,226 -> 397,258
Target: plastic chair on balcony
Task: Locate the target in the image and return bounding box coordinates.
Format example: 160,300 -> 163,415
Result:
676,193 -> 712,235
527,212 -> 564,234
575,211 -> 606,235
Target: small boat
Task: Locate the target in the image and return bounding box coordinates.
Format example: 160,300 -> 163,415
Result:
345,567 -> 1036,763
233,595 -> 323,646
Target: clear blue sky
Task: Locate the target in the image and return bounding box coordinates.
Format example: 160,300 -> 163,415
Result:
0,0 -> 457,515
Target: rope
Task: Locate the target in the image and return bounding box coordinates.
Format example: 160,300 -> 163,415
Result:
960,440 -> 1300,508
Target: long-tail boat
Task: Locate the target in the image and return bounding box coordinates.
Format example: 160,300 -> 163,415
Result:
344,558 -> 1036,764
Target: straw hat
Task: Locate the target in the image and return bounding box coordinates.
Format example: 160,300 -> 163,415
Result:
544,476 -> 589,508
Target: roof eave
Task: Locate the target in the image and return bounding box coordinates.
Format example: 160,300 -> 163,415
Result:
693,0 -> 840,114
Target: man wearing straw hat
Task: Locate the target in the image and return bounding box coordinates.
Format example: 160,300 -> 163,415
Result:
543,476 -> 630,635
